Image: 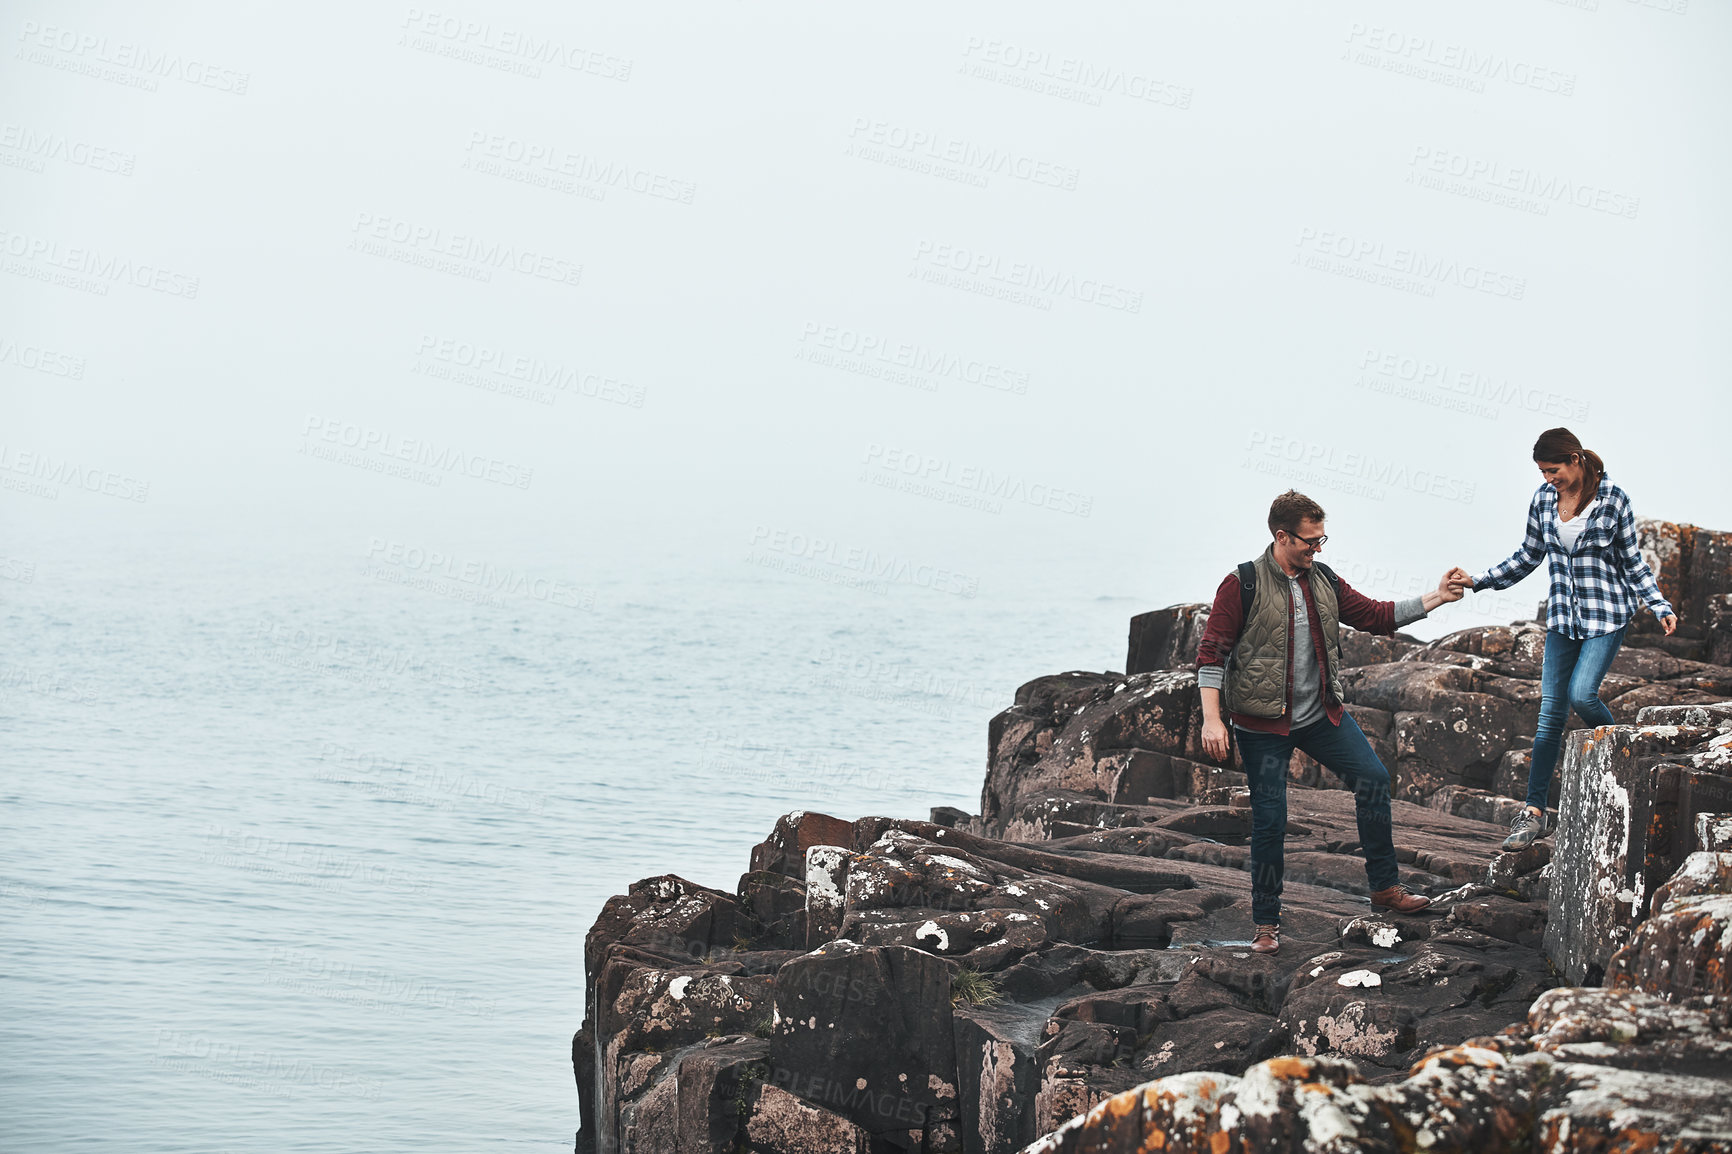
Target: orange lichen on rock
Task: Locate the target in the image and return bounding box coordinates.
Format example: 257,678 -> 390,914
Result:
1262,1056 -> 1312,1079
1411,1044 -> 1507,1072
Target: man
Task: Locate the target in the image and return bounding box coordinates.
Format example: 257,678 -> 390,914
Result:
1195,490 -> 1466,955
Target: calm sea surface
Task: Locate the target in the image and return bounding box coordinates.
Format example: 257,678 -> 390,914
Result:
1,525 -> 1134,1152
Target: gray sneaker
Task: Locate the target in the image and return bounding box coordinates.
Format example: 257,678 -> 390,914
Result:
1502,809 -> 1546,852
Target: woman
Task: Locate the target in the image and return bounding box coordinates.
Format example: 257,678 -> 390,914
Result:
1461,428 -> 1678,851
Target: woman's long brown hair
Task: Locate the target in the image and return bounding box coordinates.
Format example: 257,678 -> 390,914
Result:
1533,427 -> 1604,497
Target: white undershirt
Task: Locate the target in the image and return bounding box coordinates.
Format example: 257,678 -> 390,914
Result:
1556,498 -> 1599,552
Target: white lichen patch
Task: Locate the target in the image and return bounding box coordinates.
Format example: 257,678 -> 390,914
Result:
1151,1070 -> 1237,1128
1430,882 -> 1481,905
1674,852 -> 1732,884
927,853 -> 987,878
667,975 -> 691,1000
1297,1090 -> 1361,1147
1338,970 -> 1382,988
1417,1045 -> 1505,1072
1226,1063 -> 1283,1123
805,844 -> 850,897
1372,925 -> 1401,948
1305,1002 -> 1399,1057
1555,1041 -> 1623,1058
915,921 -> 950,952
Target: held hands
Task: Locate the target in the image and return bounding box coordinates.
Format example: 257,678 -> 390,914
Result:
1433,567 -> 1472,604
1419,567 -> 1473,613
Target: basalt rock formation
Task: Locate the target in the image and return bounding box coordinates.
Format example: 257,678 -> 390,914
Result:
574,518 -> 1732,1154
1026,798 -> 1732,1154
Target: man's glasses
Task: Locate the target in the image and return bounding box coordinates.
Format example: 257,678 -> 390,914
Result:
1287,531 -> 1328,548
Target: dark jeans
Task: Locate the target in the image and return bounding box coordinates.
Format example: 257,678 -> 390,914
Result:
1527,626 -> 1625,812
1235,713 -> 1400,926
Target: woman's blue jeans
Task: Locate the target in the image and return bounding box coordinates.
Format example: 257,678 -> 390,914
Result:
1235,713 -> 1400,926
1526,626 -> 1626,812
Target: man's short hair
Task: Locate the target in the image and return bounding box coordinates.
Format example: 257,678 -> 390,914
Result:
1268,490 -> 1326,538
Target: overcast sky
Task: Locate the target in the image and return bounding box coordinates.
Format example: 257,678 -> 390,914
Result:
4,0 -> 1728,636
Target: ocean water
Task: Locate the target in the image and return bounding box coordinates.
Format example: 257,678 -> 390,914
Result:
0,525 -> 1135,1152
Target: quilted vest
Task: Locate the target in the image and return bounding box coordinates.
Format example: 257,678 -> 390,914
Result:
1223,546 -> 1344,718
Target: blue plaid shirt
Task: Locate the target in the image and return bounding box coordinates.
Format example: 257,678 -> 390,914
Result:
1473,474 -> 1674,639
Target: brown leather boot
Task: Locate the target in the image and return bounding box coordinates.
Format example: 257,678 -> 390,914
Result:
1370,884 -> 1432,915
1251,924 -> 1280,954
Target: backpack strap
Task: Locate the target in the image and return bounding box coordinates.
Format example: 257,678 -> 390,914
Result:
1312,560 -> 1341,597
1236,561 -> 1257,619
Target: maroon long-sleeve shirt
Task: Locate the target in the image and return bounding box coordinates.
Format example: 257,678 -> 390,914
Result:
1195,566 -> 1406,735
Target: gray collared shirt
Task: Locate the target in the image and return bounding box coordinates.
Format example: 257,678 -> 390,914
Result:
1289,575 -> 1326,728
